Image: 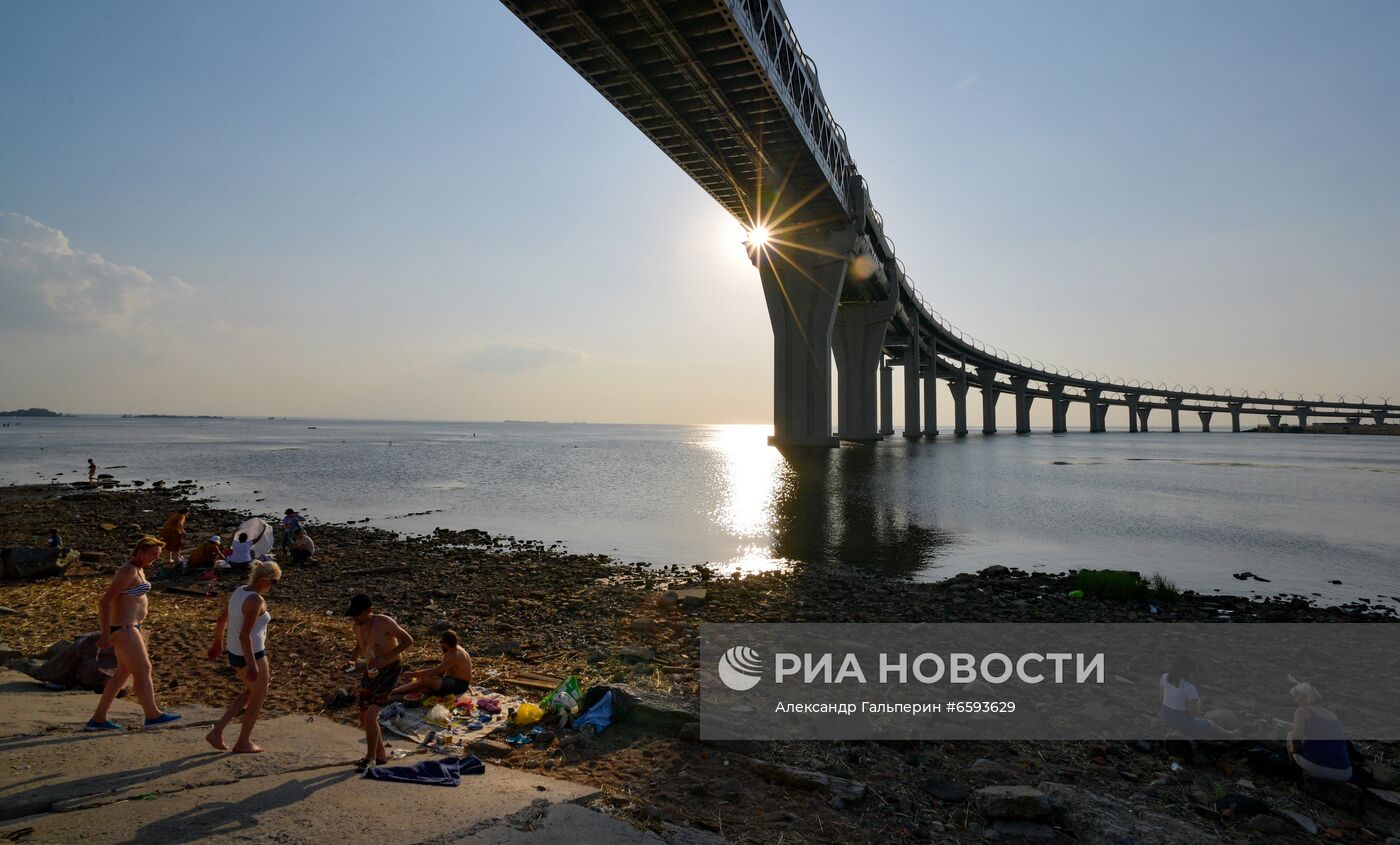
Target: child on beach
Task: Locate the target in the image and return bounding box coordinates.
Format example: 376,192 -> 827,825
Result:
87,459 -> 97,482
280,509 -> 305,551
346,594 -> 414,769
47,528 -> 63,549
159,506 -> 190,566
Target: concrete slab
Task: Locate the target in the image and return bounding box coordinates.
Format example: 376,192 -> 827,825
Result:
453,802 -> 665,844
0,714 -> 366,818
0,669 -> 221,737
0,760 -> 599,845
0,668 -> 636,845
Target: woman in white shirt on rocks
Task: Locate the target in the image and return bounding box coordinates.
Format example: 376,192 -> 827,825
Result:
206,561 -> 280,752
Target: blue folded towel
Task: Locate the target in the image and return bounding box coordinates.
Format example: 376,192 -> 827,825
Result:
363,754 -> 485,786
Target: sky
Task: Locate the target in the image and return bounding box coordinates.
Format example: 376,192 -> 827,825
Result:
1,0 -> 1397,425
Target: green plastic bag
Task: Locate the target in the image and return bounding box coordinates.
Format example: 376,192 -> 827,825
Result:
539,675 -> 582,713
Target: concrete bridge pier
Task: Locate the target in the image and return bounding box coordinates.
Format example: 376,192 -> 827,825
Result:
1346,416 -> 1362,425
922,347 -> 939,437
1010,376 -> 1032,434
1228,402 -> 1244,432
1294,406 -> 1311,429
1374,410 -> 1388,426
1124,394 -> 1140,432
1047,383 -> 1068,433
903,340 -> 922,439
1267,414 -> 1282,428
977,368 -> 1000,434
879,364 -> 895,436
1096,403 -> 1111,432
1168,397 -> 1183,432
1199,411 -> 1213,432
949,375 -> 969,436
755,229 -> 856,447
832,296 -> 896,442
1085,389 -> 1103,432
1137,406 -> 1151,432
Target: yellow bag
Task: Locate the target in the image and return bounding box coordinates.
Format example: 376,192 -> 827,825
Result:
514,702 -> 543,727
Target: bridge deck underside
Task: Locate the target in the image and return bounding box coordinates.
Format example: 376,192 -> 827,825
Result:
502,0 -> 847,228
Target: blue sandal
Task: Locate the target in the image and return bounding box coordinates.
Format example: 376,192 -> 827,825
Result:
85,719 -> 123,731
144,712 -> 182,728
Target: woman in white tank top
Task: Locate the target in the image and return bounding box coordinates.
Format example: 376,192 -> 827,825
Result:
207,561 -> 281,753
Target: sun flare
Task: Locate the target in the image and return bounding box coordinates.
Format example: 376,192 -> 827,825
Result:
745,225 -> 771,249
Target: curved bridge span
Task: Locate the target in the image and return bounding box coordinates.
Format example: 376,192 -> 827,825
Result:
501,0 -> 1393,444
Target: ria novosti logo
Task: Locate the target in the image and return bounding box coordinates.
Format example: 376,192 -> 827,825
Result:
717,645 -> 763,691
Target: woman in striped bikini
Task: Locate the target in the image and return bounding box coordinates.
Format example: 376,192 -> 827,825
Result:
86,536 -> 181,730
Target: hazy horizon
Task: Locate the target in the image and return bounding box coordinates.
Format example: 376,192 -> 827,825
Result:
3,1 -> 1397,427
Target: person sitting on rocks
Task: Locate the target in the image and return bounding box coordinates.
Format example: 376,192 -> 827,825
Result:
390,629 -> 473,701
1287,682 -> 1352,781
227,532 -> 255,570
289,527 -> 316,565
47,527 -> 64,550
187,534 -> 228,570
1158,656 -> 1240,739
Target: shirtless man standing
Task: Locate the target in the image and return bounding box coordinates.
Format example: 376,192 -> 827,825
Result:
390,629 -> 473,700
346,594 -> 413,769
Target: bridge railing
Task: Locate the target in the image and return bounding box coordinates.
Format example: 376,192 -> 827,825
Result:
721,0 -> 1390,415
724,0 -> 856,217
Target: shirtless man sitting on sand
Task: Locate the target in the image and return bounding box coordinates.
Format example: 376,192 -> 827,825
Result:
391,629 -> 473,700
346,593 -> 413,769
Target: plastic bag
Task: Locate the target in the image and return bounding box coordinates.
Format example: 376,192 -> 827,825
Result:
539,675 -> 582,713
425,704 -> 453,727
514,702 -> 544,727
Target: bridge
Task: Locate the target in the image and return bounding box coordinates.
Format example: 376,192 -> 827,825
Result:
500,0 -> 1395,446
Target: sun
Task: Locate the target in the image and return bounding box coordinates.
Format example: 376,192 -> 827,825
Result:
745,225 -> 771,249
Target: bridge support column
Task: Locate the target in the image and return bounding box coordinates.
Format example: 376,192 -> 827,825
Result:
1295,406 -> 1310,429
1374,410 -> 1388,426
878,364 -> 894,436
1124,394 -> 1140,432
1085,389 -> 1103,432
1267,414 -> 1282,428
922,345 -> 938,437
1228,402 -> 1243,433
756,231 -> 855,447
1199,411 -> 1213,432
949,376 -> 969,437
832,299 -> 896,442
1168,397 -> 1183,433
1346,416 -> 1361,425
1010,376 -> 1032,434
903,341 -> 921,439
977,368 -> 1000,434
1137,406 -> 1151,432
1047,383 -> 1067,433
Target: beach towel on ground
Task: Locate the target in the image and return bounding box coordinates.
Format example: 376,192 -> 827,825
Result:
363,754 -> 485,786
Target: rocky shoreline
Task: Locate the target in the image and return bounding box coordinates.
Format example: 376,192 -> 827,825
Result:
3,481 -> 1400,843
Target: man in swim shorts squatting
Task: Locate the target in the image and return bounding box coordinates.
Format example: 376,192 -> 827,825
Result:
347,593 -> 414,769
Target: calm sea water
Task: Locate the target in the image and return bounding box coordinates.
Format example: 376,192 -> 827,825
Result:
2,416 -> 1398,604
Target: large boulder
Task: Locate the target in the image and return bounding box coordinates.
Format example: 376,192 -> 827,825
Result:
1038,782 -> 1216,845
972,785 -> 1051,819
2,546 -> 66,580
25,632 -> 109,690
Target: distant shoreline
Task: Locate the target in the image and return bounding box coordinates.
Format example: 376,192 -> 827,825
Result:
119,414 -> 225,419
1256,423 -> 1400,436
